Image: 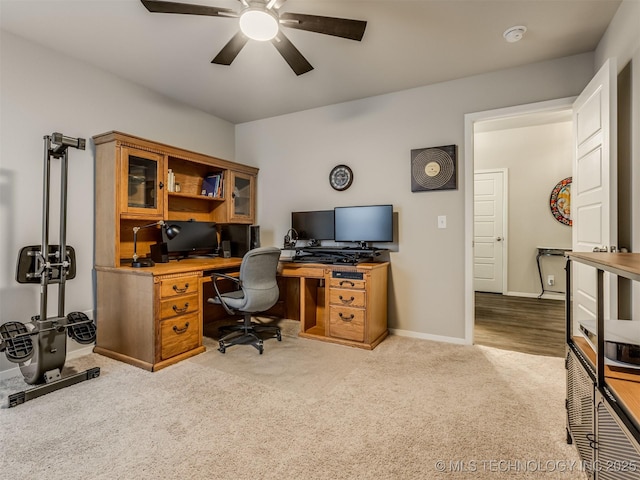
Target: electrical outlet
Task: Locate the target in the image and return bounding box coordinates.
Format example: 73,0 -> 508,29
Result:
547,275 -> 555,286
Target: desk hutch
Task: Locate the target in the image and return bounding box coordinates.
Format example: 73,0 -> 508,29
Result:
93,132 -> 256,370
565,252 -> 640,479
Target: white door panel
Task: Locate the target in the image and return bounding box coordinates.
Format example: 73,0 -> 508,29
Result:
474,170 -> 506,293
572,58 -> 617,326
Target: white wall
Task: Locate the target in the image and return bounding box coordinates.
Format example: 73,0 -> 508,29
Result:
0,31 -> 235,375
236,53 -> 594,341
475,121 -> 573,297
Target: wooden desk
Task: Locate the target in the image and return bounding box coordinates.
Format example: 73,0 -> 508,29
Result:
278,261 -> 389,350
95,257 -> 242,372
95,258 -> 390,371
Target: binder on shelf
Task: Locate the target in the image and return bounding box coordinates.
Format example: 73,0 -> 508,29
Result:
201,173 -> 223,198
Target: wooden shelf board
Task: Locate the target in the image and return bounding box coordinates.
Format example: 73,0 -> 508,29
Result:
572,336 -> 640,382
168,192 -> 223,202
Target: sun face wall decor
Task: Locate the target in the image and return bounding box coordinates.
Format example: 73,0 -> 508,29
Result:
550,177 -> 572,226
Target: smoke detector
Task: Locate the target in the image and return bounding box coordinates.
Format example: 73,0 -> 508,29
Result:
503,26 -> 527,43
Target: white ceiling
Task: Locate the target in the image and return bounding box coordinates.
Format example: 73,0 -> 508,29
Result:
0,0 -> 621,124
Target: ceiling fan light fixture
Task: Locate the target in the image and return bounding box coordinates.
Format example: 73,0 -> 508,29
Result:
239,8 -> 279,41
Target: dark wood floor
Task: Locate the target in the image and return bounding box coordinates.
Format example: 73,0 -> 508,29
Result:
474,292 -> 566,357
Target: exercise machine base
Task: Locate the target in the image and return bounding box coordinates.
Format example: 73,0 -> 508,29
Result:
8,366 -> 100,408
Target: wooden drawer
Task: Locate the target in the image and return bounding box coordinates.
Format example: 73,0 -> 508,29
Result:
160,293 -> 199,319
329,307 -> 365,342
159,275 -> 199,298
160,313 -> 200,360
329,277 -> 365,290
329,288 -> 366,308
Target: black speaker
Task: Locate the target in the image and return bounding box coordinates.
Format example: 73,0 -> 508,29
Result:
219,225 -> 251,257
250,225 -> 261,250
221,240 -> 231,258
150,243 -> 169,263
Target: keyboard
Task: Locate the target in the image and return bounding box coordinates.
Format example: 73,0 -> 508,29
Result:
293,256 -> 340,264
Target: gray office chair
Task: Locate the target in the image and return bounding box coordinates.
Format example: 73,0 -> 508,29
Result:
208,247 -> 282,354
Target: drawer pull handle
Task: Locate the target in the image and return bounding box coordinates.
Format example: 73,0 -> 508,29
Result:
173,322 -> 190,334
338,313 -> 354,322
339,295 -> 355,304
172,302 -> 189,314
173,283 -> 189,293
339,280 -> 355,287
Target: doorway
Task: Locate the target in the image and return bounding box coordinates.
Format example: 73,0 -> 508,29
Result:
473,169 -> 507,294
464,98 -> 575,352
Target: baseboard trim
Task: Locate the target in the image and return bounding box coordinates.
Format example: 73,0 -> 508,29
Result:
389,328 -> 470,345
505,290 -> 565,301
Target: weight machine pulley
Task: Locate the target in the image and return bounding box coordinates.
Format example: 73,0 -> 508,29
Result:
0,133 -> 100,408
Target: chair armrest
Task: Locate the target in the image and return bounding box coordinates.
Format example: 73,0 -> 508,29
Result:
210,272 -> 241,316
212,272 -> 241,285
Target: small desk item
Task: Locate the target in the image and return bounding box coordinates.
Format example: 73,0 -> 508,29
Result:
536,247 -> 571,298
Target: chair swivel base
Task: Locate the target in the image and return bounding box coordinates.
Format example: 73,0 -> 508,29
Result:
218,324 -> 282,355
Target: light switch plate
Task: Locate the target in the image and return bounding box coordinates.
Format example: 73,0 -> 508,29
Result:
438,215 -> 447,229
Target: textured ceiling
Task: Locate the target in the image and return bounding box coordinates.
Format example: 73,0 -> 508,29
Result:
0,0 -> 621,124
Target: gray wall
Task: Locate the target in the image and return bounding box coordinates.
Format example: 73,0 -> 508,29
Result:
236,53 -> 594,341
0,31 -> 236,375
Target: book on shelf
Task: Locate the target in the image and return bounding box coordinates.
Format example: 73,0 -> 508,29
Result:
201,173 -> 223,198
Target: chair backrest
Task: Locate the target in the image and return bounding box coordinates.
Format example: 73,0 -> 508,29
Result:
237,247 -> 281,313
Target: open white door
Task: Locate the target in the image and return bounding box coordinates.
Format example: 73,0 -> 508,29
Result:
572,58 -> 617,328
474,170 -> 506,293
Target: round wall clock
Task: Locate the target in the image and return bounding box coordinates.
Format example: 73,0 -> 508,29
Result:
329,164 -> 353,191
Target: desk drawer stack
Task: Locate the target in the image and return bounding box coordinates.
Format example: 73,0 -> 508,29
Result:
328,276 -> 367,342
158,274 -> 200,360
94,264 -> 213,372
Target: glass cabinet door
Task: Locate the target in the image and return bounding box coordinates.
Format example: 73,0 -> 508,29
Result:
120,147 -> 164,218
228,171 -> 254,223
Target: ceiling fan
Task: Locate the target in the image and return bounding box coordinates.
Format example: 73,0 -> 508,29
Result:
140,0 -> 367,76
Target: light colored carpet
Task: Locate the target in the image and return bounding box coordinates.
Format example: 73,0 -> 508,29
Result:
0,321 -> 584,479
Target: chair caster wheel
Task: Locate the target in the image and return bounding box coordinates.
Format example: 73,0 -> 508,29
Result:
218,340 -> 226,354
258,340 -> 264,354
276,331 -> 282,341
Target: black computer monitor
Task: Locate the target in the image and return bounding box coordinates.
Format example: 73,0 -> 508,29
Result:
291,210 -> 335,241
162,220 -> 218,258
334,205 -> 393,246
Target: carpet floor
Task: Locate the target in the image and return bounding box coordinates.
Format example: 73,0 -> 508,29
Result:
0,320 -> 584,479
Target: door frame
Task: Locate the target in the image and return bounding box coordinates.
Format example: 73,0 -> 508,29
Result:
474,168 -> 508,295
464,97 -> 576,344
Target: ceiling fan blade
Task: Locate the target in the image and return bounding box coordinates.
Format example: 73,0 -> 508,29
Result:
212,31 -> 249,65
271,32 -> 313,76
279,13 -> 366,41
141,0 -> 235,17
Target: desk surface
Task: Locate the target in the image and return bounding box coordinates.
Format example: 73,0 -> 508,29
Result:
95,257 -> 243,276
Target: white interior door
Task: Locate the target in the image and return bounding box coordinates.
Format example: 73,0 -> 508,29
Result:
474,169 -> 506,293
572,58 -> 617,327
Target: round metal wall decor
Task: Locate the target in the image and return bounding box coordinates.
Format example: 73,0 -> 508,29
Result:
550,176 -> 572,226
329,164 -> 353,191
410,145 -> 457,192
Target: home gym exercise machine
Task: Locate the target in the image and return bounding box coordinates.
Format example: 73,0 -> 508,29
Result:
0,133 -> 99,408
